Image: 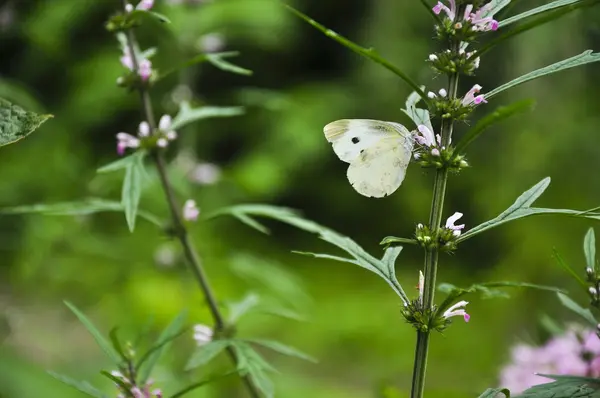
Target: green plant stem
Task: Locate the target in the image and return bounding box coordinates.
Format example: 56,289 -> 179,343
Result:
409,50 -> 460,398
120,3 -> 260,397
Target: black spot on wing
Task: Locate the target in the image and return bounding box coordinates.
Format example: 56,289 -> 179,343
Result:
351,137 -> 360,144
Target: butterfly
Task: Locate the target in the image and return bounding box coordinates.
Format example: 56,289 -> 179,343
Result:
323,119 -> 415,198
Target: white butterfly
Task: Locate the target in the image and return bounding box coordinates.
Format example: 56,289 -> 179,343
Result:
323,119 -> 415,198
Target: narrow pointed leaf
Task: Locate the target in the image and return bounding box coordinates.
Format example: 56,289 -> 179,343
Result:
97,153 -> 139,173
158,51 -> 250,80
553,248 -> 588,289
539,314 -> 565,336
557,292 -> 598,327
99,371 -> 131,393
227,293 -> 261,324
247,339 -> 317,363
478,387 -> 510,398
380,236 -> 418,247
487,50 -> 600,99
108,328 -> 128,363
185,339 -> 231,370
138,310 -> 188,383
169,372 -> 236,398
170,101 -> 245,131
47,372 -> 107,398
453,99 -> 535,154
122,151 -> 146,232
500,0 -> 586,26
286,6 -> 429,105
585,228 -> 597,272
129,9 -> 171,24
482,0 -> 512,18
64,301 -> 120,364
206,52 -> 253,76
0,98 -> 52,147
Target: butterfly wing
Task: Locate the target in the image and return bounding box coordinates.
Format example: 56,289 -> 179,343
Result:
323,119 -> 414,198
346,135 -> 413,198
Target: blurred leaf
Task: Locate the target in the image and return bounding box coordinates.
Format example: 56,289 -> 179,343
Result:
129,9 -> 171,24
453,99 -> 535,154
206,52 -> 253,75
478,388 -> 510,398
380,236 -> 418,247
515,374 -> 600,397
500,0 -> 586,26
138,310 -> 188,384
402,87 -> 433,131
169,372 -> 236,398
487,50 -> 600,99
122,151 -> 146,232
457,178 -> 600,243
47,372 -> 107,398
483,0 -> 512,17
97,153 -> 142,174
553,248 -> 587,289
585,228 -> 597,272
108,328 -> 128,363
212,205 -> 410,303
185,340 -> 232,370
0,98 -> 52,147
170,101 -> 245,131
227,293 -> 261,324
0,79 -> 44,111
258,306 -> 307,322
99,371 -> 131,395
247,339 -> 317,363
230,340 -> 276,398
64,301 -> 121,364
557,292 -> 598,327
419,0 -> 441,20
0,198 -> 163,226
286,6 -> 429,105
539,313 -> 565,336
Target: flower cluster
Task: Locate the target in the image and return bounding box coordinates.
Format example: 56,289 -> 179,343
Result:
111,371 -> 162,398
429,83 -> 488,121
116,115 -> 178,155
500,326 -> 600,394
415,212 -> 466,251
428,48 -> 481,76
413,124 -> 469,171
120,46 -> 153,82
434,1 -> 499,41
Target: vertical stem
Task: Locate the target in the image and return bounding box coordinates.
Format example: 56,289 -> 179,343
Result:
119,3 -> 260,396
410,46 -> 460,398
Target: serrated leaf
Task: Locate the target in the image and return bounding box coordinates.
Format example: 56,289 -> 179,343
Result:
557,292 -> 598,327
137,310 -> 187,384
457,178 -> 600,243
478,387 -> 511,398
122,151 -> 146,232
47,372 -> 107,398
453,99 -> 535,154
286,6 -> 429,105
0,97 -> 52,147
170,101 -> 245,131
500,0 -> 585,26
230,340 -> 276,398
515,374 -> 600,397
185,340 -> 231,370
205,52 -> 253,76
247,339 -> 317,363
402,87 -> 433,131
227,293 -> 261,324
0,198 -> 162,227
553,249 -> 587,289
487,51 -> 600,99
585,228 -> 597,273
169,372 -> 236,398
210,204 -> 409,303
64,301 -> 121,364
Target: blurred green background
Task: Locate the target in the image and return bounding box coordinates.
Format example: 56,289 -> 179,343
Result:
1,0 -> 600,397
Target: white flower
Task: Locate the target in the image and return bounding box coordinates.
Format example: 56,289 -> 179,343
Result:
418,270 -> 425,304
193,324 -> 213,346
138,121 -> 151,137
183,199 -> 200,222
116,132 -> 140,156
428,54 -> 438,61
158,114 -> 178,142
443,300 -> 470,322
197,33 -> 226,53
190,163 -> 221,185
445,212 -> 465,236
415,125 -> 436,147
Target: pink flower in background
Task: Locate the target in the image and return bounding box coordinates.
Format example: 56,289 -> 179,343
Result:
183,199 -> 200,221
125,0 -> 154,12
500,326 -> 600,394
120,47 -> 153,81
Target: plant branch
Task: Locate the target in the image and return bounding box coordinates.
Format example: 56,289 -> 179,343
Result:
119,2 -> 260,396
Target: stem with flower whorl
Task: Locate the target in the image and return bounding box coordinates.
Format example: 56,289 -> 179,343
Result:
119,2 -> 260,396
410,43 -> 460,398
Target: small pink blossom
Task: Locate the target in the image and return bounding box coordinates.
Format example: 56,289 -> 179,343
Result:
445,212 -> 465,236
116,132 -> 140,156
443,300 -> 470,322
136,0 -> 154,10
433,0 -> 456,20
183,199 -> 200,222
120,47 -> 153,81
433,1 -> 499,32
431,148 -> 440,157
462,84 -> 487,106
415,125 -> 436,147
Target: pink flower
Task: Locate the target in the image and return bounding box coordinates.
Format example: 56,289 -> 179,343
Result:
433,1 -> 499,32
443,300 -> 470,322
445,212 -> 465,236
416,125 -> 436,147
183,199 -> 200,221
136,0 -> 154,10
120,47 -> 153,81
433,0 -> 456,20
116,132 -> 140,156
462,84 -> 487,106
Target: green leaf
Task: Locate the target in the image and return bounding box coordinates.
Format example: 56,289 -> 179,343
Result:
63,301 -> 121,364
0,198 -> 163,227
457,178 -> 600,243
380,236 -> 419,247
227,293 -> 261,324
108,328 -> 128,363
185,340 -> 231,370
500,0 -> 586,27
247,339 -> 317,363
169,372 -> 236,398
258,306 -> 307,322
0,97 -> 52,147
47,372 -> 108,398
210,204 -> 410,303
230,340 -> 276,398
99,371 -> 131,394
138,310 -> 188,384
170,101 -> 245,131
205,52 -> 253,76
557,292 -> 598,327
483,0 -> 512,17
515,374 -> 600,397
487,50 -> 600,99
286,6 -> 429,105
553,248 -> 588,289
402,87 -> 433,131
585,228 -> 597,272
539,313 -> 565,336
453,99 -> 535,154
97,153 -> 139,173
122,151 -> 146,232
130,9 -> 171,24
478,388 -> 511,398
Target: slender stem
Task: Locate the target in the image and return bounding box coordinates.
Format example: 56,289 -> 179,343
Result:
409,43 -> 460,398
119,2 -> 260,396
